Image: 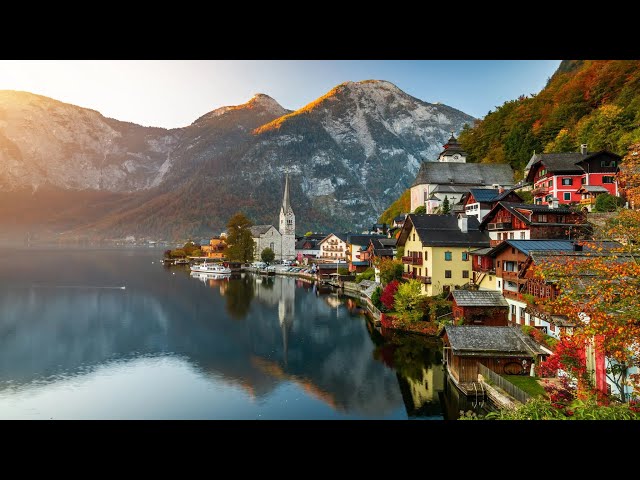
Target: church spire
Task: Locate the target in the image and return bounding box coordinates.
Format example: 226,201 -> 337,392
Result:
282,173 -> 291,213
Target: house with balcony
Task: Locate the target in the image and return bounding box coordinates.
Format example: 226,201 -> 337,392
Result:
295,234 -> 325,261
396,214 -> 490,296
462,188 -> 523,222
478,201 -> 588,247
410,134 -> 515,214
317,233 -> 348,262
524,145 -> 621,211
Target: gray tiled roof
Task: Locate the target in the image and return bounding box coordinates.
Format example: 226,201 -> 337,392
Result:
412,162 -> 515,188
468,188 -> 500,202
250,225 -> 275,236
451,290 -> 508,307
407,214 -> 490,247
576,185 -> 609,193
444,326 -> 547,356
347,234 -> 385,246
431,185 -> 473,194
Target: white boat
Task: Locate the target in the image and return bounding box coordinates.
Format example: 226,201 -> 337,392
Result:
190,261 -> 232,274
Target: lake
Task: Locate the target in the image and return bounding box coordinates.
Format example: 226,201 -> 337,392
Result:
0,247 -> 475,420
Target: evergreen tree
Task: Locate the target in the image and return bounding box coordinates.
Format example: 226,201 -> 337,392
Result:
226,212 -> 254,262
261,247 -> 275,264
442,196 -> 451,215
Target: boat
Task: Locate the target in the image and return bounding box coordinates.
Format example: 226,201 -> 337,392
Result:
174,258 -> 189,265
190,261 -> 232,274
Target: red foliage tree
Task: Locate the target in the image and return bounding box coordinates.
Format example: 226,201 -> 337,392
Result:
380,280 -> 399,311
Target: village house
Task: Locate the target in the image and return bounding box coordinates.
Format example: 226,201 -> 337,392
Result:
396,214 -> 490,296
200,237 -> 227,259
448,290 -> 509,326
410,134 -> 515,214
317,233 -> 348,262
361,237 -> 397,266
524,145 -> 622,211
441,325 -> 549,389
478,200 -> 588,247
462,188 -> 523,222
295,234 -> 325,262
345,234 -> 386,273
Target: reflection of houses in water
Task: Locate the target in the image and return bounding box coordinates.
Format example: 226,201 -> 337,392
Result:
396,365 -> 445,418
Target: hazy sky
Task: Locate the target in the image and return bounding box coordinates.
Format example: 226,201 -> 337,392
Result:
0,60 -> 561,129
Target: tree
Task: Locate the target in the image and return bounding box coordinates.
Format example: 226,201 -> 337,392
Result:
394,280 -> 424,323
620,142 -> 640,209
261,247 -> 275,264
225,212 -> 255,262
442,196 -> 451,215
593,193 -> 624,212
182,241 -> 200,256
395,246 -> 404,260
413,205 -> 426,214
379,258 -> 403,285
533,232 -> 640,402
380,280 -> 399,311
305,231 -> 313,237
371,286 -> 382,310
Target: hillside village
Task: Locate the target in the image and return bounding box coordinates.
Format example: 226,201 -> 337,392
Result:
182,131 -> 639,414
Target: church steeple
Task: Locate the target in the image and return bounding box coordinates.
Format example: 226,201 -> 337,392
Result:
282,173 -> 291,213
279,173 -> 295,237
438,132 -> 467,163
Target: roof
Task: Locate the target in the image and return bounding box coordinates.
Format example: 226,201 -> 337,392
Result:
295,238 -> 320,249
319,232 -> 349,244
399,214 -> 490,248
479,201 -> 585,229
490,239 -> 575,256
469,247 -> 493,256
250,225 -> 276,236
393,214 -> 407,222
443,326 -> 547,357
450,290 -> 508,307
468,188 -> 501,202
347,234 -> 385,246
576,185 -> 609,193
525,150 -> 622,181
412,162 -> 515,188
439,134 -> 468,156
431,184 -> 472,194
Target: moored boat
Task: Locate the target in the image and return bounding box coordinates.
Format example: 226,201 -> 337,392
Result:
190,261 -> 232,274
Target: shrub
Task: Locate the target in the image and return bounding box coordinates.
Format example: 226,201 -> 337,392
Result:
380,280 -> 399,311
356,268 -> 375,283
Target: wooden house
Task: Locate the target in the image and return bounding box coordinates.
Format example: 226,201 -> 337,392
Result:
362,237 -> 396,265
448,290 -> 509,326
462,188 -> 523,222
441,325 -> 548,385
524,145 -> 621,211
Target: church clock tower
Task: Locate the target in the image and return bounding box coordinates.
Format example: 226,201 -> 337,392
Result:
279,174 -> 296,260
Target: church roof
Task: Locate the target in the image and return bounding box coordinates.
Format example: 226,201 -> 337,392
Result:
412,162 -> 514,188
250,225 -> 275,237
439,134 -> 468,156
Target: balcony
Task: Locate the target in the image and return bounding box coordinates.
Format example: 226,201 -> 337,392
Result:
487,222 -> 512,230
472,265 -> 495,274
416,275 -> 432,284
531,186 -> 548,196
490,239 -> 503,247
502,270 -> 518,278
401,256 -> 423,265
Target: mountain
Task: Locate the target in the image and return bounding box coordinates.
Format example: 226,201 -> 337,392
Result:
0,81 -> 474,241
458,60 -> 640,178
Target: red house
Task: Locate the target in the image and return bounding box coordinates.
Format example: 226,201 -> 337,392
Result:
462,187 -> 523,223
478,201 -> 588,247
524,145 -> 621,211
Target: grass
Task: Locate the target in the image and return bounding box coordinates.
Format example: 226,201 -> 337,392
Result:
502,375 -> 547,398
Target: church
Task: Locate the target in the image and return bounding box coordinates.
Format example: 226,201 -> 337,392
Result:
250,174 -> 296,261
410,134 -> 515,214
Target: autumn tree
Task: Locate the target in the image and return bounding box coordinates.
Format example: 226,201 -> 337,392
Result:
380,280 -> 399,312
394,280 -> 425,323
534,239 -> 640,402
379,258 -> 403,285
619,142 -> 640,209
225,212 -> 254,262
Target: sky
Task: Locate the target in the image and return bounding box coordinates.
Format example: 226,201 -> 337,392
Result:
0,60 -> 561,129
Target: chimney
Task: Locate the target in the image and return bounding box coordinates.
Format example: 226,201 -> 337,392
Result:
549,197 -> 559,209
458,214 -> 468,233
580,144 -> 588,155
498,186 -> 504,194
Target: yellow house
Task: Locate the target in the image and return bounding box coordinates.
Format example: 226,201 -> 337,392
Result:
397,214 -> 490,296
201,237 -> 227,259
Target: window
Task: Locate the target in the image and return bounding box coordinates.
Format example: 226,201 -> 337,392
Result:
603,176 -> 615,184
445,251 -> 452,261
539,168 -> 546,177
519,307 -> 526,319
509,232 -> 515,239
548,180 -> 553,188
270,242 -> 274,251
412,233 -> 415,241
498,280 -> 501,288
462,270 -> 469,278
462,252 -> 469,261
497,261 -> 501,268
538,214 -> 547,222
445,270 -> 452,278
511,305 -> 516,315
520,232 -> 526,239
564,192 -> 571,201
511,247 -> 515,254
557,215 -> 565,223
562,178 -> 573,186
581,177 -> 587,185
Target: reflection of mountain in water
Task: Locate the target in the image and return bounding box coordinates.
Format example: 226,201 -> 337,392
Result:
0,249 -> 405,416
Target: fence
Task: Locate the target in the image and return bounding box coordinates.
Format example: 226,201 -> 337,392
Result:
478,363 -> 531,405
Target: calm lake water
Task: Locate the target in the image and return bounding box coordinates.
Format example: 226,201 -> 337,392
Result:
0,247 -> 475,420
